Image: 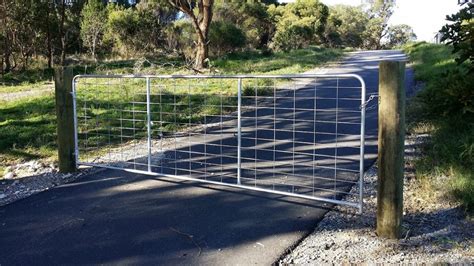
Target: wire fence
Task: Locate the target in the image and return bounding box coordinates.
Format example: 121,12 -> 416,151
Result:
73,74 -> 366,211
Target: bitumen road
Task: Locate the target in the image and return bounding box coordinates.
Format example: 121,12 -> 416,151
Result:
0,50 -> 412,265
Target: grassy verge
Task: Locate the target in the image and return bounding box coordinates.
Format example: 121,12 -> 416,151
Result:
403,42 -> 473,213
0,46 -> 344,173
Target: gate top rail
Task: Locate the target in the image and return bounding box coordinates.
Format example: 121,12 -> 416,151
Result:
73,73 -> 365,84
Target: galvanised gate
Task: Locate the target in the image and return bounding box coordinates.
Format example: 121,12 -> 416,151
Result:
72,74 -> 366,212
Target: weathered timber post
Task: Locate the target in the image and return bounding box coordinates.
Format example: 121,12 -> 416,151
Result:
55,67 -> 76,173
376,61 -> 406,239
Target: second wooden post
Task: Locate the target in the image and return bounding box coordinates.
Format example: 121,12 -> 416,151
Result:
55,67 -> 76,173
377,60 -> 406,239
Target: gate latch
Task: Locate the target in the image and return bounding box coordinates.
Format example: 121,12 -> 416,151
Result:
360,94 -> 379,110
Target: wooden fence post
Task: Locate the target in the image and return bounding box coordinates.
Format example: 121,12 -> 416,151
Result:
55,67 -> 76,173
376,61 -> 406,239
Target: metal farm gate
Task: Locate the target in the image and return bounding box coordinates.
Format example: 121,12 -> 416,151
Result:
72,74 -> 366,212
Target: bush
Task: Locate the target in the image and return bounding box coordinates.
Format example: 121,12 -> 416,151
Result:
209,21 -> 246,57
405,42 -> 474,119
213,1 -> 273,50
419,66 -> 474,118
164,20 -> 195,60
105,2 -> 174,56
268,0 -> 329,51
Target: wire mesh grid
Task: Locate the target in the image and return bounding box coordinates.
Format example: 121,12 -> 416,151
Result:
73,74 -> 366,210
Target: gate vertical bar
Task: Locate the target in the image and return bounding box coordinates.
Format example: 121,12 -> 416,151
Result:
237,78 -> 242,185
72,77 -> 79,167
146,77 -> 152,172
359,77 -> 367,214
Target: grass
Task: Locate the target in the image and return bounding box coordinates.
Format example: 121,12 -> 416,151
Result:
0,46 -> 344,173
0,81 -> 52,94
212,46 -> 344,74
403,42 -> 474,213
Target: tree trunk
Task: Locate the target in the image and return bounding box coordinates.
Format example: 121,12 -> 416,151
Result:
92,37 -> 97,62
194,34 -> 208,69
46,3 -> 52,69
1,0 -> 11,73
167,0 -> 213,70
3,37 -> 11,73
60,37 -> 66,66
59,0 -> 66,66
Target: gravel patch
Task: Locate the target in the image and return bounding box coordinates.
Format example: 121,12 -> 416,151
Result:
0,161 -> 102,207
280,134 -> 474,264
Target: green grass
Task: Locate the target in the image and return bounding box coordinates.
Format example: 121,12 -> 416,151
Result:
0,81 -> 52,94
0,46 -> 344,170
212,46 -> 344,74
0,95 -> 57,167
403,42 -> 474,213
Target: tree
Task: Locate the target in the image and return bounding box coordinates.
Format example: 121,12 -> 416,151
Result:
106,6 -> 139,56
0,0 -> 48,72
56,0 -> 85,65
167,0 -> 214,69
268,0 -> 329,51
0,0 -> 14,73
324,5 -> 370,48
323,11 -> 342,48
363,0 -> 395,50
440,3 -> 473,70
81,0 -> 107,60
37,0 -> 57,69
386,24 -> 416,47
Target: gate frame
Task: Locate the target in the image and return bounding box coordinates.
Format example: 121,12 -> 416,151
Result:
72,74 -> 366,212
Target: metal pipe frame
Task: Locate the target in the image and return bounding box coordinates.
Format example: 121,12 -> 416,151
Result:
71,74 -> 367,213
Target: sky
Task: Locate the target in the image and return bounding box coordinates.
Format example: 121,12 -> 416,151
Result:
283,0 -> 463,42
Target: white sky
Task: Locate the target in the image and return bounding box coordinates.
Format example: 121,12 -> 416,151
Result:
282,0 -> 463,42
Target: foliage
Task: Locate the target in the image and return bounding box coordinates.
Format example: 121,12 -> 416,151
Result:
404,42 -> 474,212
323,13 -> 343,48
209,21 -> 246,57
105,2 -> 174,56
440,3 -> 473,71
105,6 -> 137,55
386,24 -> 416,48
0,0 -> 85,72
80,0 -> 107,59
1,0 -> 403,73
324,5 -> 370,48
404,42 -> 473,117
363,0 -> 395,49
268,0 -> 329,51
165,19 -> 196,60
214,0 -> 273,49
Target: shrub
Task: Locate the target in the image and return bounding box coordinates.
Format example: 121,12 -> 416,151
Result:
209,21 -> 246,57
268,0 -> 329,51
